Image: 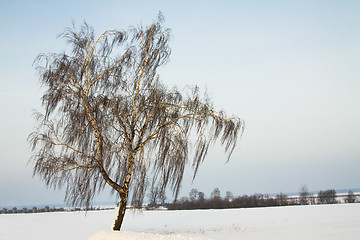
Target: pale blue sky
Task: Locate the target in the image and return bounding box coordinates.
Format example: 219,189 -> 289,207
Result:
1,0 -> 359,207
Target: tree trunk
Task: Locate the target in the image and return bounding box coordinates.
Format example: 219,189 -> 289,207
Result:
113,193 -> 128,231
113,153 -> 134,231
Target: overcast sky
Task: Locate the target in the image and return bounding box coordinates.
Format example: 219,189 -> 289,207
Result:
1,0 -> 359,207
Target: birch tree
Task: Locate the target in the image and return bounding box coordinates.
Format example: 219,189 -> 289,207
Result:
29,14 -> 244,231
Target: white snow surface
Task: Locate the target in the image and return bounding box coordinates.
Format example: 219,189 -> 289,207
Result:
1,204 -> 359,240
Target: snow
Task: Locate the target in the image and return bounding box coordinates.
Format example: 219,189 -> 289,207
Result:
1,204 -> 359,240
89,231 -> 203,240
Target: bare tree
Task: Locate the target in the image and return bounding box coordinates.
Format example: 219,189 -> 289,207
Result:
211,188 -> 221,199
198,191 -> 206,202
189,188 -> 199,202
158,191 -> 166,206
29,14 -> 244,231
147,186 -> 159,208
345,191 -> 356,203
225,191 -> 234,201
276,193 -> 288,206
318,189 -> 337,204
299,184 -> 310,205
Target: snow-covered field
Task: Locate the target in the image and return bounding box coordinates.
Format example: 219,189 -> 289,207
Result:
1,204 -> 359,240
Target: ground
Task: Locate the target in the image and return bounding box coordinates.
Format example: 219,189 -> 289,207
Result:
1,204 -> 359,239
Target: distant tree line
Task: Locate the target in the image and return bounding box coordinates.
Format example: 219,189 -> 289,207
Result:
0,205 -> 114,215
166,189 -> 295,210
151,187 -> 360,211
3,188 -> 358,214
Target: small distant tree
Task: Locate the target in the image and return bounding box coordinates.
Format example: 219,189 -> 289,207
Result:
345,191 -> 356,203
198,192 -> 206,202
158,191 -> 166,206
225,191 -> 234,201
189,188 -> 199,202
250,193 -> 264,207
147,187 -> 159,208
317,190 -> 324,204
318,189 -> 337,204
276,193 -> 289,206
209,188 -> 223,209
29,14 -> 244,231
211,188 -> 221,199
299,184 -> 310,205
